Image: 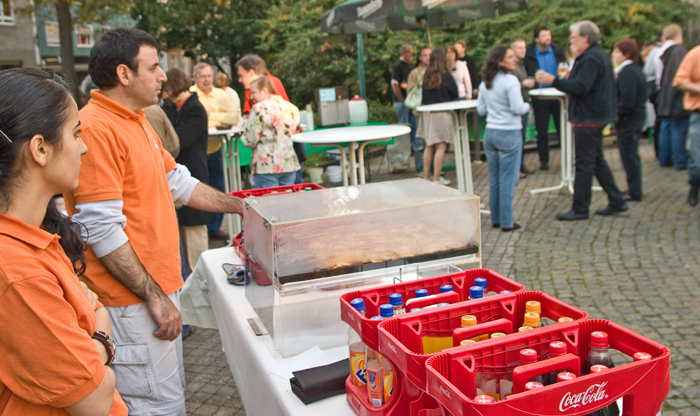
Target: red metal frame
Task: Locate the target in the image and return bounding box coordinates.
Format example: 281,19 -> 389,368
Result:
425,319 -> 671,416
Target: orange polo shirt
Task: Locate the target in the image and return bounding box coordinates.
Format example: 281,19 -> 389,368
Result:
673,45 -> 700,111
64,91 -> 183,307
0,212 -> 127,416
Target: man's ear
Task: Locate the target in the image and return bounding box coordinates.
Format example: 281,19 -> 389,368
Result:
115,64 -> 133,87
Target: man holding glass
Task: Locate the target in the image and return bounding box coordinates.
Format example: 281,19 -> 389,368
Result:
524,24 -> 567,171
536,20 -> 627,221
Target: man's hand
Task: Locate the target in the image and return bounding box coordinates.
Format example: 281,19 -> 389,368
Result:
523,79 -> 536,89
535,70 -> 556,86
148,293 -> 183,341
81,282 -> 99,311
187,182 -> 245,215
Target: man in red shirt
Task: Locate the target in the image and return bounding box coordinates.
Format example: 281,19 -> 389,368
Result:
235,54 -> 305,183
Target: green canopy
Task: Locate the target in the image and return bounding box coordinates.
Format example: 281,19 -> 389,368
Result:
319,0 -> 529,97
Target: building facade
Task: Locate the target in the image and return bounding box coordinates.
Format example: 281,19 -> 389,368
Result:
0,0 -> 40,69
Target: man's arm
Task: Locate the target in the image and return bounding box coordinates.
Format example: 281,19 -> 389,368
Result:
392,82 -> 404,102
676,81 -> 700,95
208,91 -> 240,126
186,182 -> 245,215
99,242 -> 182,341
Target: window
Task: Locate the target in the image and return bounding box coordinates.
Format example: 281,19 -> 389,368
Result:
75,25 -> 94,48
1,0 -> 14,25
45,22 -> 60,47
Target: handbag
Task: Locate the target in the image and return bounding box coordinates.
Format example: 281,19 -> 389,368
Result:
404,86 -> 423,109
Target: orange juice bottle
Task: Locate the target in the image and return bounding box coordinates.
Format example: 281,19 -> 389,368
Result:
461,314 -> 485,341
380,355 -> 394,402
366,347 -> 384,407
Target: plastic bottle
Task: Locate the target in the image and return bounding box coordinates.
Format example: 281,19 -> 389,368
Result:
523,312 -> 541,329
520,349 -> 545,383
388,293 -> 405,315
557,372 -> 577,383
439,284 -> 453,293
460,314 -> 485,341
379,304 -> 394,320
469,286 -> 484,300
586,365 -> 610,416
474,395 -> 495,404
518,326 -> 534,332
558,317 -> 574,323
584,332 -> 618,416
404,288 -> 430,308
634,352 -> 652,361
409,308 -> 422,313
366,347 -> 384,407
380,354 -> 394,403
544,341 -> 568,385
475,277 -> 497,296
348,299 -> 367,386
460,339 -> 477,346
500,290 -> 512,294
491,332 -> 507,338
525,381 -> 544,390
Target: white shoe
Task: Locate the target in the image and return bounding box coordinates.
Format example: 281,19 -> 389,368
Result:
435,177 -> 451,186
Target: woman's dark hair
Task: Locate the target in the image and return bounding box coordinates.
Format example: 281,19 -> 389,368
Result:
163,68 -> 192,97
0,68 -> 86,275
480,45 -> 511,89
424,48 -> 447,90
614,39 -> 640,64
89,28 -> 158,89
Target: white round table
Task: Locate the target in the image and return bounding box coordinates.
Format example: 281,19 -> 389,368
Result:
416,100 -> 479,195
292,124 -> 410,186
209,126 -> 245,238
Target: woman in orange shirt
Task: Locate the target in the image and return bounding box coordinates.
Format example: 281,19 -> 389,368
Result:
0,68 -> 127,415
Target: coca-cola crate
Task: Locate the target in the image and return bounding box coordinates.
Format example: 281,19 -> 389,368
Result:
230,183 -> 324,283
346,372 -> 444,416
376,291 -> 588,390
340,269 -> 526,351
425,319 -> 671,416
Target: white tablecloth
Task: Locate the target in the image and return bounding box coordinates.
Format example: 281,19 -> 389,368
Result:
180,248 -> 354,416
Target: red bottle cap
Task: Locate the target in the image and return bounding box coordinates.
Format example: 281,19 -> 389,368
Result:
633,352 -> 652,361
590,331 -> 609,348
590,365 -> 609,373
557,372 -> 577,382
549,341 -> 567,357
525,381 -> 544,390
520,348 -> 538,365
474,395 -> 495,403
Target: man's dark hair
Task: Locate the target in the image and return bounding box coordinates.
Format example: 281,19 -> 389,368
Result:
89,28 -> 158,89
235,54 -> 268,76
533,25 -> 550,40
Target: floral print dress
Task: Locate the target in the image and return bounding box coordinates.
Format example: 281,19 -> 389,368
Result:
242,95 -> 301,174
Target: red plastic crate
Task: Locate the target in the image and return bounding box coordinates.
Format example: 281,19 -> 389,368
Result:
377,291 -> 588,389
346,371 -> 445,416
425,319 -> 671,416
230,183 -> 324,284
340,269 -> 526,351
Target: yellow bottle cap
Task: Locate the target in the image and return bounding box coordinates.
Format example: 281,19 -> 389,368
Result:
558,317 -> 574,323
491,332 -> 507,338
461,315 -> 477,327
525,301 -> 541,314
524,312 -> 541,328
518,326 -> 534,332
460,339 -> 477,346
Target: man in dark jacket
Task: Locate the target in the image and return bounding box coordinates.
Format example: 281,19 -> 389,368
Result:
537,20 -> 627,221
656,25 -> 689,170
525,24 -> 567,170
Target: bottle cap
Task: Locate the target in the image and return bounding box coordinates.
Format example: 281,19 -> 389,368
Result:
461,315 -> 477,327
474,277 -> 488,290
558,317 -> 574,323
474,395 -> 494,404
286,189 -> 293,192
415,289 -> 429,298
370,316 -> 383,320
436,303 -> 450,307
590,365 -> 609,373
410,308 -> 422,313
557,372 -> 577,382
440,284 -> 453,293
389,293 -> 403,306
500,290 -> 512,294
518,326 -> 534,332
469,286 -> 484,299
520,348 -> 538,365
525,301 -> 541,314
525,381 -> 544,390
491,332 -> 507,338
460,339 -> 477,346
633,352 -> 652,362
549,341 -> 567,357
379,304 -> 394,318
523,312 -> 541,328
350,298 -> 366,312
590,331 -> 609,348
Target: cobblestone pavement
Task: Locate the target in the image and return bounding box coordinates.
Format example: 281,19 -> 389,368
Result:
185,140 -> 700,415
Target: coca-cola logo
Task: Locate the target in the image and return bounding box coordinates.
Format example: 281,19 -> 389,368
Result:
559,382 -> 609,412
348,312 -> 356,323
439,385 -> 452,399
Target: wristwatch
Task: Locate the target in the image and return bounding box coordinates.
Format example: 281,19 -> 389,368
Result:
92,330 -> 116,366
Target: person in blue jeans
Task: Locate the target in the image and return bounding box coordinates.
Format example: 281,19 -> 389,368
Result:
478,45 -> 532,231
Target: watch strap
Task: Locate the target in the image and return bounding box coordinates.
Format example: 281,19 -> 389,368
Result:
92,330 -> 116,366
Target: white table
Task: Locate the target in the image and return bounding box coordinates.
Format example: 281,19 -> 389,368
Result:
416,100 -> 479,195
180,248 -> 353,416
292,125 -> 410,186
209,126 -> 245,238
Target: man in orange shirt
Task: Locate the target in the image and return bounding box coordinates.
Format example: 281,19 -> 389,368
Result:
235,54 -> 305,184
673,44 -> 700,208
64,28 -> 244,416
